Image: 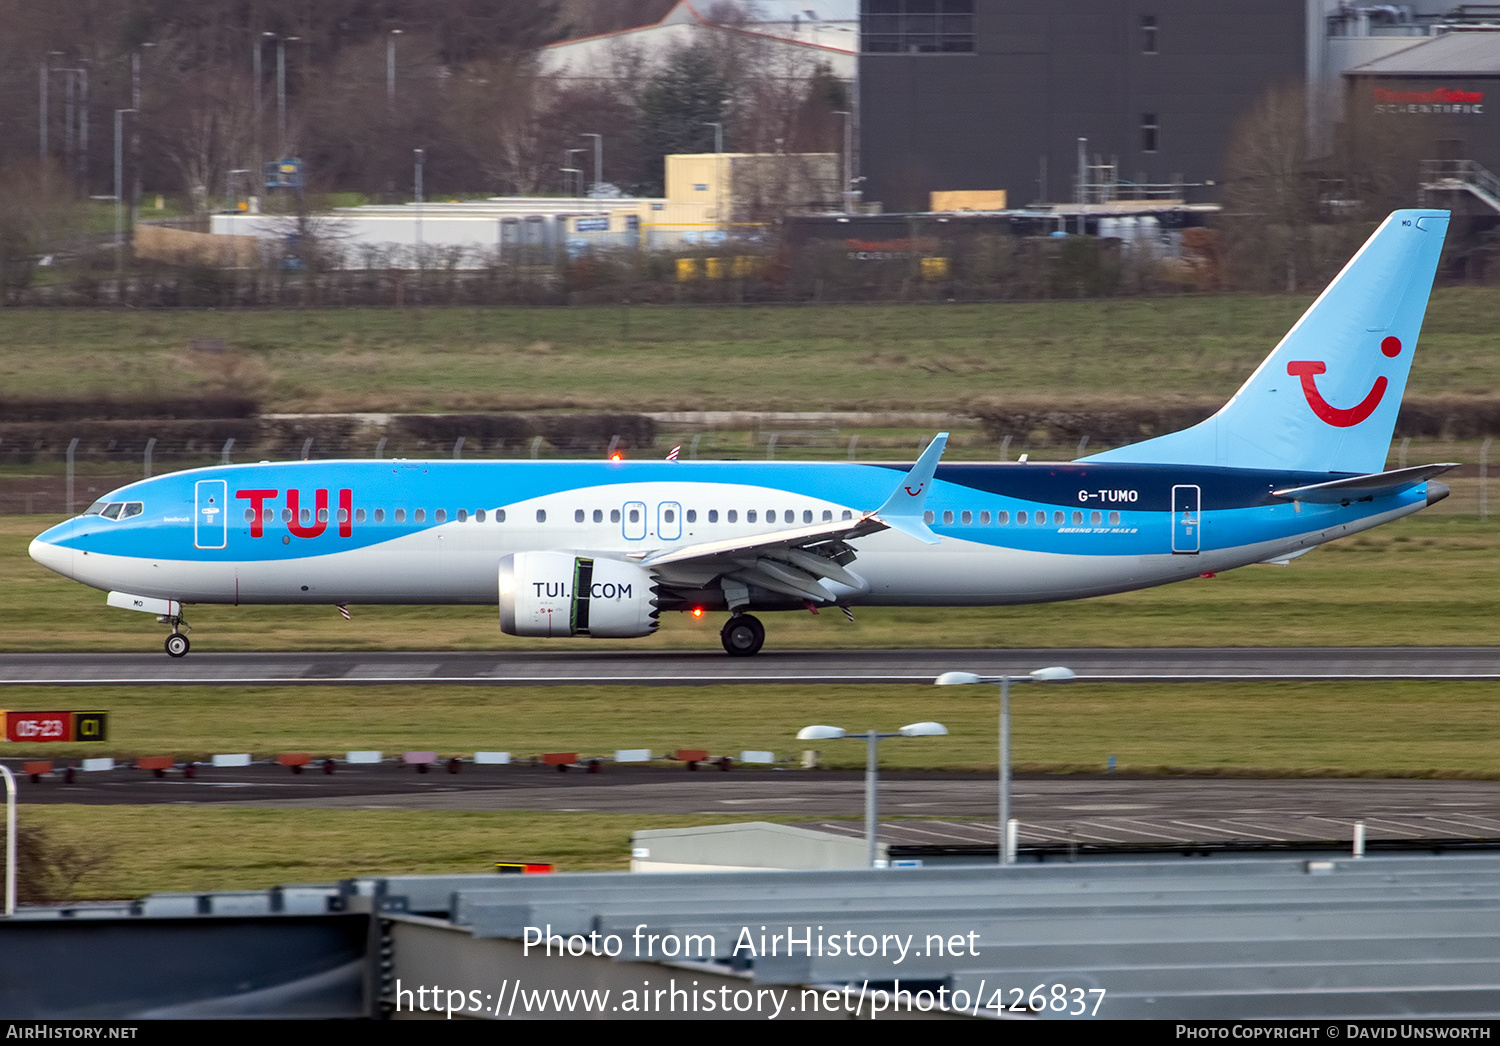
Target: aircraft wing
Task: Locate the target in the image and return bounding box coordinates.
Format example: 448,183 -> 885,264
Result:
631,433 -> 950,605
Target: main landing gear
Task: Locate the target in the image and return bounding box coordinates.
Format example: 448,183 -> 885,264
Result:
161,615 -> 191,658
720,613 -> 765,657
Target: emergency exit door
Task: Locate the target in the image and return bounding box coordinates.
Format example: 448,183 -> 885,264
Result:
1171,484 -> 1200,554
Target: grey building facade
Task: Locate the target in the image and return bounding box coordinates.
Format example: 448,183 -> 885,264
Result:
858,1 -> 1500,214
860,0 -> 1310,212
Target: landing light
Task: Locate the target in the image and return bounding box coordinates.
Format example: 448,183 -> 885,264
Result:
692,607 -> 703,618
610,453 -> 623,462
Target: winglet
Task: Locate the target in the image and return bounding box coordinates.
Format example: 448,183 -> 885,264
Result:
873,432 -> 948,544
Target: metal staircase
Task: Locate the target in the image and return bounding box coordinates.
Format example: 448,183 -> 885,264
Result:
1420,158 -> 1500,212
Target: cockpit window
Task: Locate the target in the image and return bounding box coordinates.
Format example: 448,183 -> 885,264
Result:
101,503 -> 124,520
120,502 -> 143,519
83,501 -> 106,516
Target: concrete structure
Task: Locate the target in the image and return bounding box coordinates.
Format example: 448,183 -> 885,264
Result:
632,822 -> 879,872
6,854 -> 1500,1018
858,0 -> 1500,213
539,0 -> 857,84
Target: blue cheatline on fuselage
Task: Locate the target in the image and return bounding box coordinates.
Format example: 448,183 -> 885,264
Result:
32,457 -> 1428,565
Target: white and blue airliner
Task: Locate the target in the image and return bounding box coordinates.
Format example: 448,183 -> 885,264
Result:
30,210 -> 1455,657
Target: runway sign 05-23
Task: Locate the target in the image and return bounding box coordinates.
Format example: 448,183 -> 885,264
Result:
4,710 -> 109,743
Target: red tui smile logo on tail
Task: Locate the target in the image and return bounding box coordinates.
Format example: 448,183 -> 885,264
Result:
1286,336 -> 1402,428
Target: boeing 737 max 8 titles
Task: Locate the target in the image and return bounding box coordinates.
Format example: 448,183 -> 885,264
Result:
30,210 -> 1456,657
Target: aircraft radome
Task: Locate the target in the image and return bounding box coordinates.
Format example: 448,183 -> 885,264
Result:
31,210 -> 1455,657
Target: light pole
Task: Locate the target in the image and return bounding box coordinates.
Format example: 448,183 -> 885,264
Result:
387,29 -> 403,113
413,147 -> 424,266
114,108 -> 138,281
566,148 -> 586,197
935,666 -> 1075,864
1,763 -> 14,916
254,33 -> 272,183
834,109 -> 853,213
277,35 -> 300,157
797,721 -> 948,868
703,122 -> 724,234
582,132 -> 602,212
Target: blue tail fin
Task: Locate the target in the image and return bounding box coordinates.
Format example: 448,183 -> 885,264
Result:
1084,210 -> 1449,474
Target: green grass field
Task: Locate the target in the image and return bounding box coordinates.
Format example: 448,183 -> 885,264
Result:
14,673 -> 1500,898
3,288 -> 1499,412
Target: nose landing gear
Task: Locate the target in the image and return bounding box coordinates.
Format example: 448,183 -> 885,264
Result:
720,613 -> 765,657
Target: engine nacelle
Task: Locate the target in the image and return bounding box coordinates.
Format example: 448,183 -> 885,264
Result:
499,552 -> 660,638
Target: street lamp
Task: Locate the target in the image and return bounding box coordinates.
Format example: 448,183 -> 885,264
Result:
114,108 -> 138,280
581,132 -> 602,212
413,147 -> 425,265
935,666 -> 1075,864
387,29 -> 404,113
796,720 -> 948,868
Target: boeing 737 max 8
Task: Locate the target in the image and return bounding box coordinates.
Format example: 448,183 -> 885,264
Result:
30,210 -> 1455,657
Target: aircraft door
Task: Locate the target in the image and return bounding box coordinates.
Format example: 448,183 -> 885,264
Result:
195,480 -> 228,550
1171,484 -> 1200,554
622,501 -> 647,540
658,501 -> 682,540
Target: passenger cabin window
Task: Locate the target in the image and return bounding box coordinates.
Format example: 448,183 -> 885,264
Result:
610,509 -> 621,523
664,508 -> 676,523
1109,511 -> 1121,525
536,509 -> 547,523
414,509 -> 425,523
686,509 -> 697,523
627,508 -> 638,523
727,510 -> 738,523
375,509 -> 386,523
593,509 -> 603,523
337,508 -> 349,524
476,509 -> 486,522
980,511 -> 990,524
997,511 -> 1008,524
575,509 -> 585,523
962,510 -> 972,525
1053,511 -> 1065,525
842,510 -> 852,520
395,509 -> 407,523
317,508 -> 329,523
456,509 -> 467,522
1017,511 -> 1028,525
747,510 -> 758,523
709,510 -> 719,523
942,511 -> 954,524
1090,511 -> 1102,525
356,509 -> 367,523
924,511 -> 935,524
496,509 -> 506,522
435,509 -> 446,523
823,510 -> 832,522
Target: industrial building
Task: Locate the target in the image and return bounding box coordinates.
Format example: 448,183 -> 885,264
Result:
195,153 -> 839,267
858,0 -> 1500,214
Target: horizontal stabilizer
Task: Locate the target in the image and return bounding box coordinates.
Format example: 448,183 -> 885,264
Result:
1272,463 -> 1457,504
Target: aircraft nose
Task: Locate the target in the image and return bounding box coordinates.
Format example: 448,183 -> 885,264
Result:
29,535 -> 74,579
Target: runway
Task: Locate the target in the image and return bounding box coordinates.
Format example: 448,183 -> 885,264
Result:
3,646 -> 1500,686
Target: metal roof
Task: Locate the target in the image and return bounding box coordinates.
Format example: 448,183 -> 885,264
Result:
1347,30 -> 1500,75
